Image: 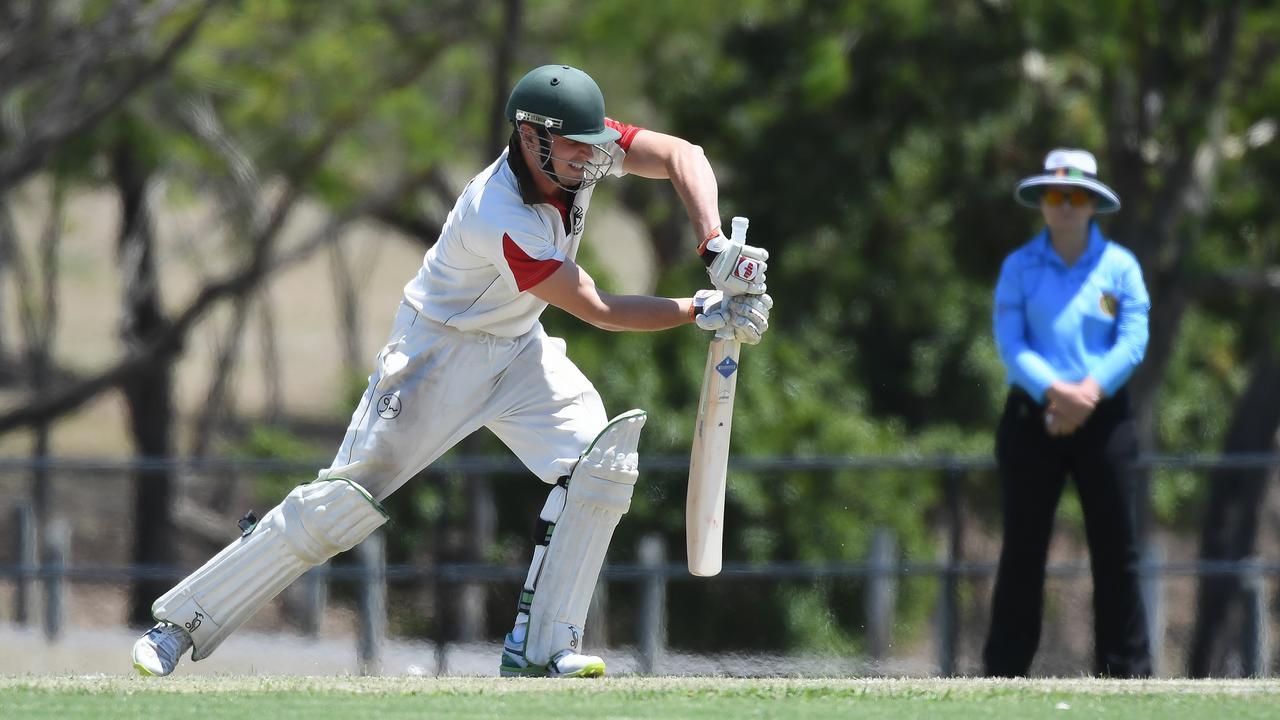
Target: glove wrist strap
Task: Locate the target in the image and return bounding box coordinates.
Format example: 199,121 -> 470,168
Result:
696,226 -> 722,267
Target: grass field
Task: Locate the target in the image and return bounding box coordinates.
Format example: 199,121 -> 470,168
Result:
3,676 -> 1280,719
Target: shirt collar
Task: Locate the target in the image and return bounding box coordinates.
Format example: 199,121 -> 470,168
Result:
1035,222 -> 1106,267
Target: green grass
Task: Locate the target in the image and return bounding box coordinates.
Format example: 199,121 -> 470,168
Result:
2,676 -> 1279,719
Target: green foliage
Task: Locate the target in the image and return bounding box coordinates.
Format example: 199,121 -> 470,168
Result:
543,0 -> 1280,649
228,425 -> 317,507
15,0 -> 1280,654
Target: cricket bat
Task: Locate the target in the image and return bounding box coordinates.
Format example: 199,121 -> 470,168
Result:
686,216 -> 750,577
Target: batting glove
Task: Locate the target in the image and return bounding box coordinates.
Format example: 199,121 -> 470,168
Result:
699,229 -> 768,296
692,290 -> 773,345
725,293 -> 773,345
692,289 -> 729,331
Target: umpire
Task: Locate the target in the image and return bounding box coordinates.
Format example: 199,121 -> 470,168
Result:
983,149 -> 1153,678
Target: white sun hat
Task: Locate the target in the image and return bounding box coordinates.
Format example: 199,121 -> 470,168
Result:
1014,148 -> 1121,213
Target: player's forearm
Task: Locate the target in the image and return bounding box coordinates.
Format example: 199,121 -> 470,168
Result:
584,292 -> 693,332
666,142 -> 722,244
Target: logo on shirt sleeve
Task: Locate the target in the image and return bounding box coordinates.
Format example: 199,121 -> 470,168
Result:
1099,293 -> 1119,318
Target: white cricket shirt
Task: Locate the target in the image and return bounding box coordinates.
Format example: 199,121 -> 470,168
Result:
403,119 -> 642,337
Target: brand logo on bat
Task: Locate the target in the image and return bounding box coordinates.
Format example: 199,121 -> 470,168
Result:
734,257 -> 759,281
716,357 -> 738,378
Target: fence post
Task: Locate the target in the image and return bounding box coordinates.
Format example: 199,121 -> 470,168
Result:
637,533 -> 667,675
432,560 -> 448,677
1241,556 -> 1270,678
865,528 -> 897,662
936,466 -> 964,677
1139,541 -> 1166,676
299,563 -> 329,638
587,577 -> 608,649
13,504 -> 37,627
42,517 -> 70,642
356,531 -> 386,676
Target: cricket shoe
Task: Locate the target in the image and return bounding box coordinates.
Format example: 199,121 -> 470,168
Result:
132,622 -> 193,677
499,633 -> 606,678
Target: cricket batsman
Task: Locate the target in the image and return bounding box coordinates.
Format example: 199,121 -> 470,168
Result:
131,64 -> 773,678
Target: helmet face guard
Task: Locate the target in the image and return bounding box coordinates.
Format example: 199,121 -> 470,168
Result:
516,120 -> 616,192
506,65 -> 621,192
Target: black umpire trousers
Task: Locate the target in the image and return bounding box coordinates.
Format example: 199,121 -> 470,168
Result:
982,387 -> 1153,678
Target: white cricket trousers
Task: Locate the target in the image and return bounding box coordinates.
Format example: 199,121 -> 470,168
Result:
319,302 -> 608,501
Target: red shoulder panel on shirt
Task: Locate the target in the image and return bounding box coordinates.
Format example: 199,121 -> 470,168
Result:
503,233 -> 563,292
604,117 -> 642,152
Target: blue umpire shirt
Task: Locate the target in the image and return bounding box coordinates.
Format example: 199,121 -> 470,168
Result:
993,222 -> 1150,403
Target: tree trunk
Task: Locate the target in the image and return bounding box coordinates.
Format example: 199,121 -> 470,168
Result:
1103,5 -> 1242,545
189,293 -> 250,460
1187,347 -> 1280,676
486,0 -> 522,156
0,182 -> 64,526
0,210 -> 7,364
328,236 -> 364,379
447,434 -> 496,642
0,198 -> 21,385
114,137 -> 180,627
258,290 -> 283,425
457,459 -> 496,641
30,181 -> 63,528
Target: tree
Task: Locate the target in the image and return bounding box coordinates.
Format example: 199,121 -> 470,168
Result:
0,0 -> 479,623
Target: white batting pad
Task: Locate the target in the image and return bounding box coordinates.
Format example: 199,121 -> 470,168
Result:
523,409 -> 646,666
152,478 -> 387,660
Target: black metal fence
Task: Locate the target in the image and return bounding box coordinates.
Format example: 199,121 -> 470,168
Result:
1,454 -> 1277,676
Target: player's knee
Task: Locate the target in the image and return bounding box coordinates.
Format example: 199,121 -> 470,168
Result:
320,458 -> 399,500
567,409 -> 646,513
275,478 -> 388,564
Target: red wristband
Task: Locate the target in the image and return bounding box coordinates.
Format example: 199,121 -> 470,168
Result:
696,226 -> 722,255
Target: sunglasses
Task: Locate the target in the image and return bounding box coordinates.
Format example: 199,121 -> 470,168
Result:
1042,188 -> 1093,207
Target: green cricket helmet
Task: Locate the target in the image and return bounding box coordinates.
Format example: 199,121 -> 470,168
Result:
506,65 -> 621,145
507,65 -> 620,191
